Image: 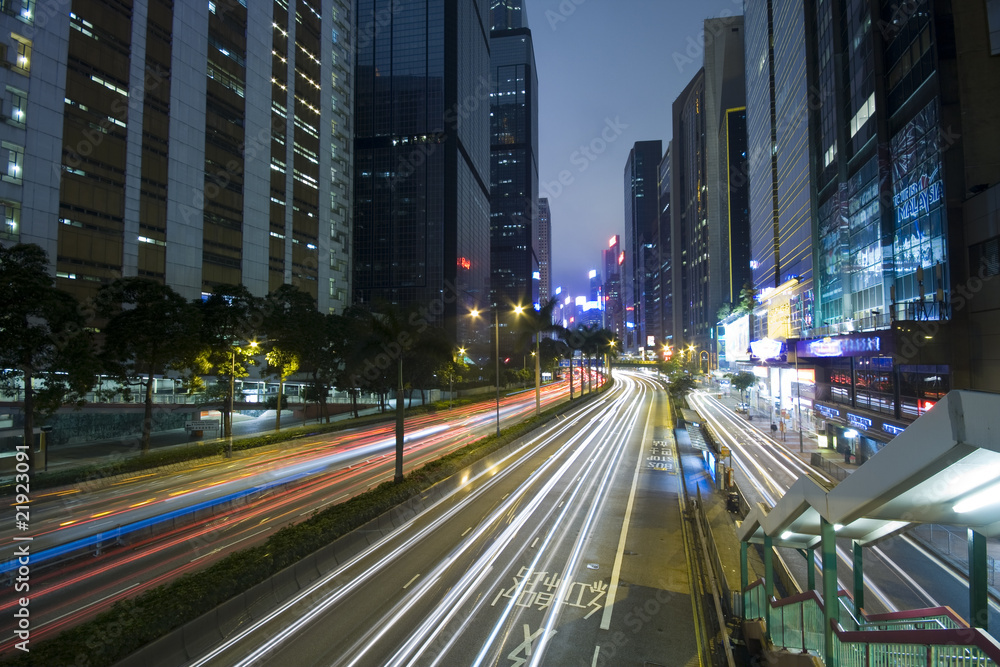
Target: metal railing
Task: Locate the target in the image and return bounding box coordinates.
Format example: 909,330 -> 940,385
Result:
742,580 -> 1000,666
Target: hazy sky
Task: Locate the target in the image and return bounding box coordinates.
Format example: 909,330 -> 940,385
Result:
523,0 -> 746,299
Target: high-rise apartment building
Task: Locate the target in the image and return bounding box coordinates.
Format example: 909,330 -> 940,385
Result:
353,0 -> 491,341
489,0 -> 539,351
623,140 -> 662,353
7,0 -> 353,312
536,197 -> 551,304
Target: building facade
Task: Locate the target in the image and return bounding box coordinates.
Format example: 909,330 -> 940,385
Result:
353,0 -> 491,342
702,15 -> 749,369
6,0 -> 353,312
670,71 -> 706,358
657,144 -> 673,351
603,234 -> 624,343
537,197 -> 551,304
623,139 -> 662,354
744,0 -> 814,346
489,0 -> 539,353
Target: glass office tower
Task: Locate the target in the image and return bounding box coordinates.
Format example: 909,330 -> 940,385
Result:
623,140 -> 663,354
353,0 -> 491,340
489,0 -> 539,352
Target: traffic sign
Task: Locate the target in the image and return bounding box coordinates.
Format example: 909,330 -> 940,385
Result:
720,446 -> 731,458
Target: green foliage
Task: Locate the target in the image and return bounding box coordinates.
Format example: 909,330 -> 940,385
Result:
725,370 -> 757,402
0,244 -> 97,449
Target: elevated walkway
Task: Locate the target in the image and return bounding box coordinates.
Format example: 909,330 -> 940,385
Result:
743,580 -> 1000,666
734,390 -> 1000,666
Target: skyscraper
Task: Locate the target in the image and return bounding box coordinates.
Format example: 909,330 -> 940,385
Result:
671,71 -> 706,355
489,0 -> 539,352
353,0 -> 491,340
537,197 -> 551,304
745,0 -> 813,342
602,234 -> 624,342
8,0 -> 353,312
623,140 -> 663,354
658,145 -> 672,348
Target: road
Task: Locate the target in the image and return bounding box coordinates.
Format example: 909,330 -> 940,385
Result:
190,372 -> 702,667
0,376 -> 601,653
687,388 -> 1000,632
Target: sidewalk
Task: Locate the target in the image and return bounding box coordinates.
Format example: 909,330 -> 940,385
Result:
697,381 -> 860,479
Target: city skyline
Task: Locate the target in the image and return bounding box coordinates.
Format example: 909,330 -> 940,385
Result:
523,0 -> 746,298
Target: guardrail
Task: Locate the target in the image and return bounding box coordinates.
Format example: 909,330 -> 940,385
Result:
741,580 -> 1000,666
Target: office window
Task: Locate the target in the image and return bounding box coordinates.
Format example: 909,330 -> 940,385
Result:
2,141 -> 23,183
6,86 -> 25,126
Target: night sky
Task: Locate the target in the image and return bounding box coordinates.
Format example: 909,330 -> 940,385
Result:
523,0 -> 746,300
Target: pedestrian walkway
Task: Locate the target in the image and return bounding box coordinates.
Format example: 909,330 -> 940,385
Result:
697,381 -> 860,479
695,378 -> 1000,602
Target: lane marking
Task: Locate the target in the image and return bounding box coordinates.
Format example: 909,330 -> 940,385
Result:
591,645 -> 600,666
190,528 -> 271,562
403,573 -> 420,589
461,527 -> 472,537
530,537 -> 539,548
599,394 -> 653,630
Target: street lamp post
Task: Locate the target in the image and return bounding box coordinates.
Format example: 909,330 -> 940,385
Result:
513,305 -> 541,418
226,340 -> 257,457
471,309 -> 501,437
451,347 -> 465,410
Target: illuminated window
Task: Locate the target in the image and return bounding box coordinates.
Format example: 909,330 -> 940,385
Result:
2,141 -> 23,183
6,86 -> 25,126
0,199 -> 18,241
11,34 -> 30,73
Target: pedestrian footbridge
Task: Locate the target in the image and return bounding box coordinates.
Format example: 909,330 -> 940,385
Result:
736,390 -> 1000,666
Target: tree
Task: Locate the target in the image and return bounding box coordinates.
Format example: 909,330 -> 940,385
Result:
726,370 -> 757,404
350,304 -> 451,483
666,373 -> 698,404
513,298 -> 560,416
0,244 -> 96,459
98,278 -> 202,454
195,285 -> 264,439
263,285 -> 315,431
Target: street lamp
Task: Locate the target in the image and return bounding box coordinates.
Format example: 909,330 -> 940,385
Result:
513,305 -> 541,418
451,347 -> 465,410
227,340 -> 258,457
471,308 -> 501,437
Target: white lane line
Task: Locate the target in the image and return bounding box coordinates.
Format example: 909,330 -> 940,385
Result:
403,574 -> 420,589
599,395 -> 653,631
530,537 -> 539,548
43,582 -> 140,627
461,527 -> 472,537
591,645 -> 600,666
190,528 -> 271,562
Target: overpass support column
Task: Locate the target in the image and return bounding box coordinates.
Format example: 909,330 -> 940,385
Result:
740,541 -> 748,596
821,518 -> 839,667
764,534 -> 773,637
852,540 -> 864,613
969,529 -> 988,631
799,548 -> 815,591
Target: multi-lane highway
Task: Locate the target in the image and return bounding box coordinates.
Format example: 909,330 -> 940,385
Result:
687,388 -> 1000,630
188,372 -> 701,667
0,375 -> 596,653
